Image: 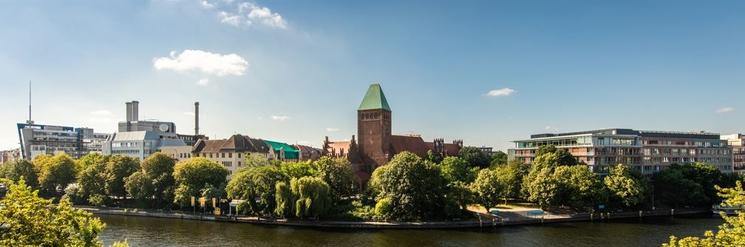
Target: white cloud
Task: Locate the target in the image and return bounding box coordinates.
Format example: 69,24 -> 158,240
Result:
716,107 -> 735,114
200,1 -> 287,29
153,49 -> 248,77
325,127 -> 340,132
271,115 -> 290,121
197,78 -> 210,86
90,110 -> 112,116
487,88 -> 516,97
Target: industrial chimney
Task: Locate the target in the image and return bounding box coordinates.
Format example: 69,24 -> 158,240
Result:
131,101 -> 139,122
194,102 -> 200,136
125,101 -> 133,122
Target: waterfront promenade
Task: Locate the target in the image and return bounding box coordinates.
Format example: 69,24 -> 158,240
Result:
79,206 -> 710,229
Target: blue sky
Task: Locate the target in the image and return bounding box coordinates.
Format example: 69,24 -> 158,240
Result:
1,0 -> 744,151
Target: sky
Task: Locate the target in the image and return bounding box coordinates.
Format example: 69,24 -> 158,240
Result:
1,0 -> 745,152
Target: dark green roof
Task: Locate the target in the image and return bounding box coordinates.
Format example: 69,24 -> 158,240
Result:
358,83 -> 391,111
263,140 -> 299,160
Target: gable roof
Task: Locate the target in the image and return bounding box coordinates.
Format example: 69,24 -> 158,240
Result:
194,134 -> 268,153
390,135 -> 428,157
358,83 -> 391,111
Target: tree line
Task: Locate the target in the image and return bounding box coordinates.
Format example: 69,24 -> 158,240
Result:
0,145 -> 740,223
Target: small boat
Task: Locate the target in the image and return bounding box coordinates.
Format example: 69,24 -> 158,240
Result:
712,205 -> 742,216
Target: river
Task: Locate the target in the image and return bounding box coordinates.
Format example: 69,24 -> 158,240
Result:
98,214 -> 722,247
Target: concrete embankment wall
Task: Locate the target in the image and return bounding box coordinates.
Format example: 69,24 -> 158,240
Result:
79,207 -> 711,230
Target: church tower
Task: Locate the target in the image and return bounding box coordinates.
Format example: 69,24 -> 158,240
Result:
357,83 -> 392,169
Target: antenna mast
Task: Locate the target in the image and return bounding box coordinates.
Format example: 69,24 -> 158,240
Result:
27,81 -> 33,124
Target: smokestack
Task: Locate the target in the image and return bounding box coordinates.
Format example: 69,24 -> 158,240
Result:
194,102 -> 200,136
125,102 -> 133,122
131,101 -> 139,121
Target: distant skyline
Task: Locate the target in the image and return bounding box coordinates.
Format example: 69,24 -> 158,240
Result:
1,0 -> 744,151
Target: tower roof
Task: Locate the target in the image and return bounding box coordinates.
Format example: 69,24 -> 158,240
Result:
358,83 -> 391,111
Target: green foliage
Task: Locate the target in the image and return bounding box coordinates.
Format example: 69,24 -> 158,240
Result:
291,176 -> 332,219
77,157 -> 107,200
497,160 -> 528,199
278,160 -> 316,179
490,150 -> 508,166
172,157 -> 228,207
105,155 -> 140,198
226,165 -> 286,215
664,181 -> 745,246
88,194 -> 108,207
124,171 -> 153,202
457,147 -> 491,169
447,181 -> 474,210
34,153 -> 78,196
653,164 -> 709,207
138,153 -> 176,207
244,154 -> 271,167
525,168 -> 560,208
604,164 -> 646,208
440,156 -> 476,184
0,159 -> 38,188
0,179 -> 106,246
553,166 -> 605,210
472,168 -> 507,209
312,157 -> 356,200
426,150 -> 443,164
274,181 -> 294,218
369,152 -> 450,221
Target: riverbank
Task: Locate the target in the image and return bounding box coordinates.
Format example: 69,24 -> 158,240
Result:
78,206 -> 711,229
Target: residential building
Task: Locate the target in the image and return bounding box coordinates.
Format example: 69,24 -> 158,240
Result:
322,84 -> 463,183
0,148 -> 21,163
722,134 -> 745,174
510,128 -> 733,174
190,134 -> 271,175
294,144 -> 322,161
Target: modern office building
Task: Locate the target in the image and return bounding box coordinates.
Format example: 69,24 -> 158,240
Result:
509,128 -> 733,174
17,123 -> 110,160
722,134 -> 745,174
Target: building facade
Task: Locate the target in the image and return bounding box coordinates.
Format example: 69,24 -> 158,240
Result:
0,148 -> 21,163
322,84 -> 463,182
722,134 -> 745,174
17,123 -> 110,160
103,101 -> 189,160
510,128 -> 733,174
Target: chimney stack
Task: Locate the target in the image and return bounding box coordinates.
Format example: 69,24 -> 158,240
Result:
125,102 -> 133,122
194,102 -> 200,136
131,101 -> 139,121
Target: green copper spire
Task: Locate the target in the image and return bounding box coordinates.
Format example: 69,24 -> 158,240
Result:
358,83 -> 391,111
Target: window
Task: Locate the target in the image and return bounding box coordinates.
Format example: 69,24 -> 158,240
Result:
228,153 -> 232,158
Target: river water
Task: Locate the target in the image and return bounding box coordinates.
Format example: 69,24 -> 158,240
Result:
98,214 -> 722,247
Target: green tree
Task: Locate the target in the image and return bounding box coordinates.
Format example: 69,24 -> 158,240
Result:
663,181 -> 745,246
497,160 -> 529,199
105,155 -> 140,198
490,150 -> 508,166
653,165 -> 708,207
604,164 -> 646,208
553,165 -> 605,210
244,153 -> 271,167
457,147 -> 491,169
34,153 -> 78,196
76,153 -> 108,174
76,156 -> 108,202
124,171 -> 153,202
0,179 -> 106,246
447,181 -> 474,210
369,152 -> 450,221
291,176 -> 332,219
124,153 -> 176,207
440,156 -> 476,184
426,150 -> 443,164
0,159 -> 38,189
312,157 -> 356,200
172,157 -> 228,207
226,165 -> 286,216
525,167 -> 560,208
472,168 -> 508,209
278,160 -> 316,179
274,181 -> 294,218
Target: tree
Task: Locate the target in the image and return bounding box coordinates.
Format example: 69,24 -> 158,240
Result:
274,181 -> 294,218
244,153 -> 271,167
447,181 -> 474,211
0,159 -> 38,188
604,164 -> 645,208
312,157 -> 356,200
105,155 -> 140,198
34,153 -> 78,196
76,153 -> 108,174
663,181 -> 745,246
440,156 -> 476,184
472,168 -> 508,210
0,179 -> 106,246
124,153 -> 176,207
426,150 -> 443,164
291,176 -> 332,219
497,160 -> 528,199
278,160 -> 316,179
525,168 -> 560,208
172,157 -> 228,207
490,151 -> 508,166
76,156 -> 108,202
226,165 -> 286,216
553,165 -> 605,210
653,165 -> 708,207
124,171 -> 153,202
457,147 -> 491,169
369,152 -> 450,221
